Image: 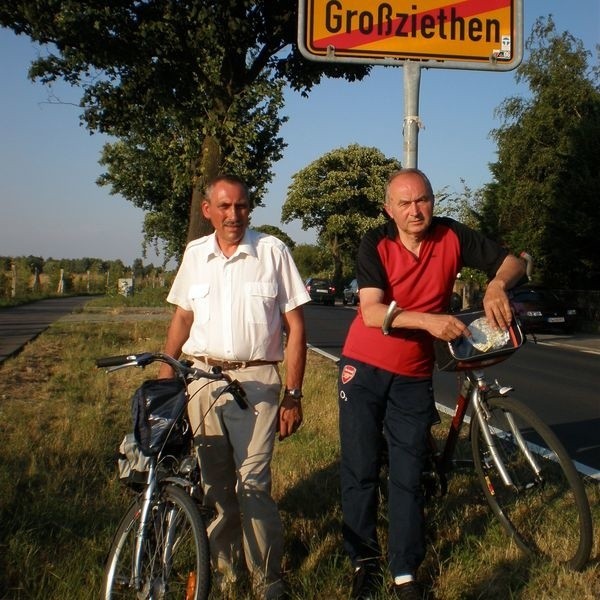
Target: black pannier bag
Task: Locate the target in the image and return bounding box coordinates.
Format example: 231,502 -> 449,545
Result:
434,309 -> 524,371
131,378 -> 191,456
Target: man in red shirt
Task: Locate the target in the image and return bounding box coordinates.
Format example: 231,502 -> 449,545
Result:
339,169 -> 525,599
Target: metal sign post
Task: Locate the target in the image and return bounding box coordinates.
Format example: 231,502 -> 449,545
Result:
403,61 -> 421,168
298,0 -> 523,167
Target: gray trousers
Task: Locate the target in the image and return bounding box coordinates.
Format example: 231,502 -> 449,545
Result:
187,361 -> 284,587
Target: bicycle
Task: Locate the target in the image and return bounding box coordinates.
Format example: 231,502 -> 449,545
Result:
96,351 -> 251,600
382,302 -> 593,571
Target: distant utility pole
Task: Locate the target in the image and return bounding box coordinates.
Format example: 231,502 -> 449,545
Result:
57,269 -> 65,294
11,261 -> 16,298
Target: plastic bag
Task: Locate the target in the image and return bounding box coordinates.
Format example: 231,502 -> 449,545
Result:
434,310 -> 524,371
117,433 -> 151,489
131,378 -> 189,456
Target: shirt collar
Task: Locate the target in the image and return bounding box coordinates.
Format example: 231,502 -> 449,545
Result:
206,229 -> 258,260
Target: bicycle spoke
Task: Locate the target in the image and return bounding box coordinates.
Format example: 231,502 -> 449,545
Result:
102,487 -> 210,599
472,397 -> 592,570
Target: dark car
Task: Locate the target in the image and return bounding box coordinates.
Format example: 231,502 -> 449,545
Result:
343,278 -> 359,306
509,285 -> 578,334
305,277 -> 336,306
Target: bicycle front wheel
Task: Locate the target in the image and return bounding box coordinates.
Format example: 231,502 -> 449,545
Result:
471,397 -> 592,571
102,485 -> 211,599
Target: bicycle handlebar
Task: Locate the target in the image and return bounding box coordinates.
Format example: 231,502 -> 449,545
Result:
382,301 -> 397,335
96,352 -> 252,412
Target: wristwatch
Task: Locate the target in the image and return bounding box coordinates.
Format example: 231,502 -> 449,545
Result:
284,388 -> 303,400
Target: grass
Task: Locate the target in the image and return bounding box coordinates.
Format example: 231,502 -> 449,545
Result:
0,317 -> 598,599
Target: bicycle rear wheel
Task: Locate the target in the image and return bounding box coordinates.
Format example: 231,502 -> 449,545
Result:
102,485 -> 211,599
471,397 -> 592,571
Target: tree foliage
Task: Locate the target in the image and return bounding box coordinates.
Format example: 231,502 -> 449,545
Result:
480,17 -> 600,289
290,244 -> 330,281
0,1 -> 370,258
252,224 -> 296,249
282,144 -> 401,285
434,179 -> 483,230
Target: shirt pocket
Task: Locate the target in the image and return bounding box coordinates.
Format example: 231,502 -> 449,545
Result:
188,283 -> 210,324
245,282 -> 277,324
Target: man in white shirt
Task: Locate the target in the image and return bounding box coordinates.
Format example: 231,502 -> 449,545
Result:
158,174 -> 310,600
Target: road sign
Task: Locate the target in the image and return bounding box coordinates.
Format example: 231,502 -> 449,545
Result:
298,0 -> 523,71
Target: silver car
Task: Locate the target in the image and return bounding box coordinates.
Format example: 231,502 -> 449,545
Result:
343,279 -> 359,306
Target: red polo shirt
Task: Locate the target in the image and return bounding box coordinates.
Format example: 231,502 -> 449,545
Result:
342,217 -> 508,377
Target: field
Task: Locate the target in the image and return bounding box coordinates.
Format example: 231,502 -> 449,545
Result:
0,311 -> 598,599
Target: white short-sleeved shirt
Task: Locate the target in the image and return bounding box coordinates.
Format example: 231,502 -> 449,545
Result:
167,229 -> 311,361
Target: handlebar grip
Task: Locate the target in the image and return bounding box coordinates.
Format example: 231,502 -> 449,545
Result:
382,301 -> 397,336
96,352 -> 153,368
96,354 -> 137,368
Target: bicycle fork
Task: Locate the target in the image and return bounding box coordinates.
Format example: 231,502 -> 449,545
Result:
471,378 -> 543,491
133,461 -> 159,590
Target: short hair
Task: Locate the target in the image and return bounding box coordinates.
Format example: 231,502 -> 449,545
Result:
204,174 -> 251,205
385,168 -> 434,204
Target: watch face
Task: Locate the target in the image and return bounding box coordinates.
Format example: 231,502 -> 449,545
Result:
287,389 -> 302,399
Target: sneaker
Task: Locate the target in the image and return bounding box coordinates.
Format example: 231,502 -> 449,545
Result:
350,563 -> 383,600
391,580 -> 423,600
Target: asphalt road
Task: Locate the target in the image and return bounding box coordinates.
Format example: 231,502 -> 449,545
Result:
304,302 -> 600,477
0,296 -> 92,362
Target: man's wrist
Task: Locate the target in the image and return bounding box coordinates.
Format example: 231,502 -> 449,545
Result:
487,278 -> 507,291
284,388 -> 303,400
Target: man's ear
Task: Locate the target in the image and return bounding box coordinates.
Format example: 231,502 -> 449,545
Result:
201,201 -> 211,219
383,204 -> 392,219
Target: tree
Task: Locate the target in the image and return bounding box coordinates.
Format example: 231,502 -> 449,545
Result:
96,74 -> 287,259
252,224 -> 295,249
434,179 -> 482,230
1,1 -> 370,256
290,244 -> 329,280
480,17 -> 600,289
282,144 -> 401,285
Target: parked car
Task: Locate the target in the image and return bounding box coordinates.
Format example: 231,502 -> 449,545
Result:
305,277 -> 336,306
509,285 -> 578,333
343,279 -> 359,306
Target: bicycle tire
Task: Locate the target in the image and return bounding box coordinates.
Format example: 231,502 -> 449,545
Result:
102,484 -> 211,599
471,396 -> 593,571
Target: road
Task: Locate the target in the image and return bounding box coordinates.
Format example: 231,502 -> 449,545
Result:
0,296 -> 92,362
304,302 -> 600,476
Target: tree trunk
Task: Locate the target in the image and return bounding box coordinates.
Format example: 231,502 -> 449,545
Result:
186,135 -> 222,243
330,235 -> 343,292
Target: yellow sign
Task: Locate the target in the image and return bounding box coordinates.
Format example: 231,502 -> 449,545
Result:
299,0 -> 523,71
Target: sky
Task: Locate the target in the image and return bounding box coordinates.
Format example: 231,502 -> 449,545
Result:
1,2 -> 598,267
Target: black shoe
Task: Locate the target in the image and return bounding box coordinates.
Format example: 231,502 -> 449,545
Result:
391,580 -> 423,600
263,579 -> 289,600
350,563 -> 383,600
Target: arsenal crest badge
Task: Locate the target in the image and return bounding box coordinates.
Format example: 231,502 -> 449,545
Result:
341,364 -> 356,385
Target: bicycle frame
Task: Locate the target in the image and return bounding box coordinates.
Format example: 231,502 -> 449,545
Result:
431,368 -> 546,493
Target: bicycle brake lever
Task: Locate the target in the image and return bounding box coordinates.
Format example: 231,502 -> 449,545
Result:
228,380 -> 258,415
